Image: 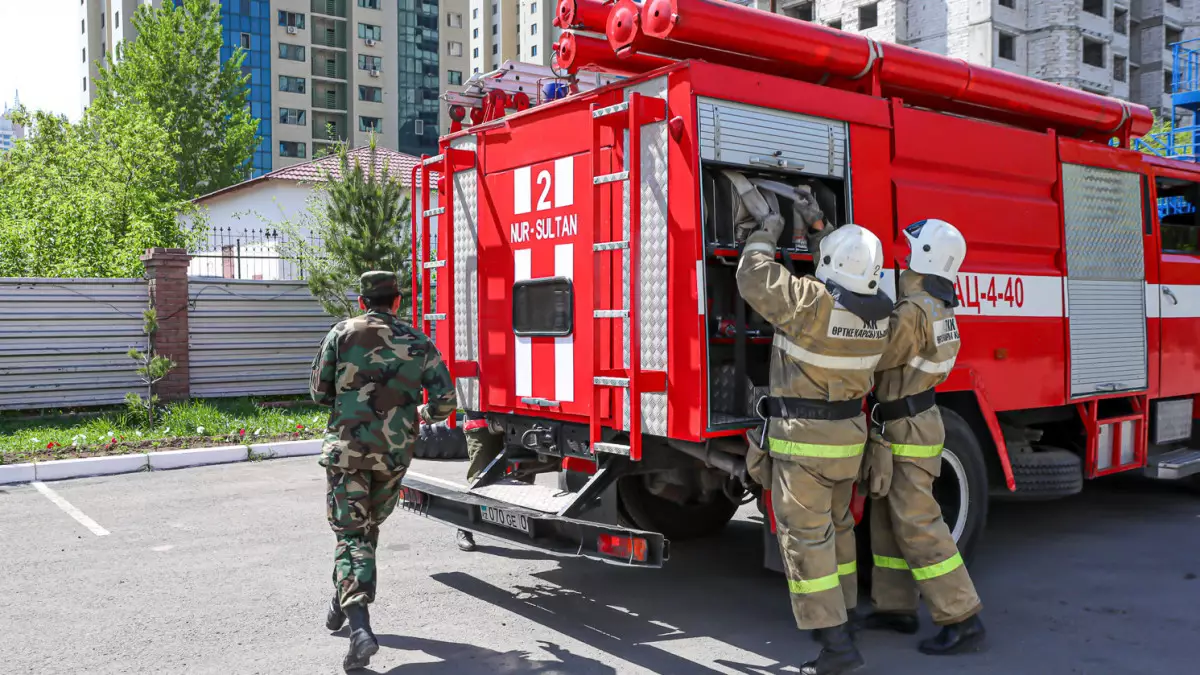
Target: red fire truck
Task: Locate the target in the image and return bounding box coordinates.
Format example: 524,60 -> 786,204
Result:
400,0 -> 1200,573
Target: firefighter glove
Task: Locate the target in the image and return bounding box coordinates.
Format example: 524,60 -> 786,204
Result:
860,429 -> 894,499
793,185 -> 825,230
417,403 -> 434,425
745,426 -> 774,488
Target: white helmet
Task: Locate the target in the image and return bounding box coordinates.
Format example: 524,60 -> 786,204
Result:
814,224 -> 885,296
903,218 -> 966,281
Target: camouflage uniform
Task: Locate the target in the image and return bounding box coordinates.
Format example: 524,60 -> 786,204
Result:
311,271 -> 457,611
869,269 -> 982,625
737,228 -> 890,631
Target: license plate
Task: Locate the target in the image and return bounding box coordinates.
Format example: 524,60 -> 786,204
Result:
480,505 -> 530,534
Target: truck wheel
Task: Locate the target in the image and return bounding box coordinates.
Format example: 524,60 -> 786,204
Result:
617,474 -> 740,541
412,421 -> 468,460
1007,448 -> 1083,500
937,408 -> 990,563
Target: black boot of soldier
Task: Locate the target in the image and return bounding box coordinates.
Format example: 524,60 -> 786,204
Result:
800,623 -> 865,675
862,610 -> 920,635
811,609 -> 861,642
918,614 -> 986,656
456,528 -> 476,552
326,592 -> 346,631
342,604 -> 379,671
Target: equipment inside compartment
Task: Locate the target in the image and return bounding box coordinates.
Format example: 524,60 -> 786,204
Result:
700,164 -> 848,430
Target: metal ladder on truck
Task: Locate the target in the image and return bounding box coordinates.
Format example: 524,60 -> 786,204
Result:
587,93 -> 668,463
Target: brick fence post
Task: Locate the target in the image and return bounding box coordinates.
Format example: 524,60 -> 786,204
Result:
141,248 -> 192,402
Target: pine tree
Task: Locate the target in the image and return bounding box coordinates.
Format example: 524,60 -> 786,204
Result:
303,134 -> 413,319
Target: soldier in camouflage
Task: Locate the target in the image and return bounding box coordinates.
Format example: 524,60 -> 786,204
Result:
310,270 -> 457,672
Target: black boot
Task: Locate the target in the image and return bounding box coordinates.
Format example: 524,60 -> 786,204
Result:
800,623 -> 865,675
456,529 -> 476,552
811,610 -> 861,642
862,610 -> 920,635
918,614 -> 986,656
325,592 -> 346,631
342,603 -> 379,671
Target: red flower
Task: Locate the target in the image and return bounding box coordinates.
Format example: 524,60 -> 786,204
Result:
239,429 -> 246,436
296,424 -> 304,430
46,442 -> 56,449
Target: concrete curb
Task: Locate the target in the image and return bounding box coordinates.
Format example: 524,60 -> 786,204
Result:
0,440 -> 322,485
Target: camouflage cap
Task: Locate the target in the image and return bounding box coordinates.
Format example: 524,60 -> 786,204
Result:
360,271 -> 400,298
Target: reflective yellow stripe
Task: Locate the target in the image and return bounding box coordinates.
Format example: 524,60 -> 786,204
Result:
891,443 -> 943,458
873,555 -> 910,571
770,439 -> 865,458
911,553 -> 964,581
788,573 -> 842,594
773,333 -> 883,371
838,561 -> 857,576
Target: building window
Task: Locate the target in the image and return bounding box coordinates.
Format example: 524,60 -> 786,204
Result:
359,85 -> 383,102
1166,70 -> 1175,94
492,44 -> 498,55
828,18 -> 842,30
531,44 -> 538,57
1167,26 -> 1184,48
240,33 -> 251,49
858,3 -> 878,29
359,0 -> 381,8
448,13 -> 463,28
358,23 -> 382,41
1113,55 -> 1127,82
358,54 -> 383,71
278,11 -> 305,29
998,32 -> 1016,61
279,107 -> 307,125
83,77 -> 87,92
279,141 -> 307,158
360,116 -> 383,132
279,75 -> 307,93
531,23 -> 538,35
115,11 -> 119,28
999,0 -> 1015,7
532,2 -> 537,13
81,18 -> 85,34
1082,38 -> 1104,67
474,47 -> 480,58
449,70 -> 463,85
279,43 -> 306,61
492,4 -> 498,13
415,119 -> 426,136
473,27 -> 479,38
492,24 -> 498,35
784,2 -> 814,22
100,13 -> 104,28
82,48 -> 86,63
473,8 -> 478,18
449,41 -> 463,56
1114,7 -> 1127,34
1082,0 -> 1104,17
1168,0 -> 1180,6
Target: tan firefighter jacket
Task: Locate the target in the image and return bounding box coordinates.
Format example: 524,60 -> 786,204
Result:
736,229 -> 890,478
874,269 -> 961,469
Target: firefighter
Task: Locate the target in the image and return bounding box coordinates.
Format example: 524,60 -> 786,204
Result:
859,218 -> 986,655
456,412 -> 503,551
732,171 -> 893,675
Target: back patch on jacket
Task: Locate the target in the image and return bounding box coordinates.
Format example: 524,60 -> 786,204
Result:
827,308 -> 888,341
934,316 -> 960,347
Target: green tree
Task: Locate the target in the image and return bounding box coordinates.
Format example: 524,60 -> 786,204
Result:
1134,114 -> 1195,157
281,135 -> 414,319
0,104 -> 197,278
92,0 -> 259,199
125,308 -> 177,428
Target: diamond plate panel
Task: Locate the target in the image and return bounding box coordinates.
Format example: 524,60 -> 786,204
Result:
451,135 -> 480,410
1062,164 -> 1145,281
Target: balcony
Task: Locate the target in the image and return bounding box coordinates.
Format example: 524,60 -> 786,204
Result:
313,122 -> 348,142
311,53 -> 348,80
311,0 -> 347,19
312,18 -> 347,49
312,86 -> 347,111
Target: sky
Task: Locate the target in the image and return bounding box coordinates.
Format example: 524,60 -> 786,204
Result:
1,1 -> 82,120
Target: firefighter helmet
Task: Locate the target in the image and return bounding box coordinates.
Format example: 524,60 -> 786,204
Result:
903,218 -> 966,281
814,224 -> 885,296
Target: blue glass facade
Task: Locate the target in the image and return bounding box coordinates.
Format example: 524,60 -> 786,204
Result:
220,0 -> 273,177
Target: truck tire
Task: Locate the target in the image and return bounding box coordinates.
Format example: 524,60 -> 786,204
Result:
617,474 -> 740,541
1007,448 -> 1083,500
412,421 -> 468,460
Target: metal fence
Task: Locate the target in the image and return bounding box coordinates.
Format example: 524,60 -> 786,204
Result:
189,227 -> 325,281
0,279 -> 150,410
188,279 -> 332,398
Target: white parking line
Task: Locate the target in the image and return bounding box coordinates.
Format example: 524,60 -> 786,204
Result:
32,481 -> 110,537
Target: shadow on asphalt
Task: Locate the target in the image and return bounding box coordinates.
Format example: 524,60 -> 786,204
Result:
356,635 -> 616,674
421,476 -> 1199,674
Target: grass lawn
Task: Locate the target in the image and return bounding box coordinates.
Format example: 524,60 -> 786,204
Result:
0,398 -> 328,465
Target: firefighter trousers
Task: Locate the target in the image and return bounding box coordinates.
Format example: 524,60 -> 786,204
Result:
869,454 -> 982,625
771,457 -> 861,630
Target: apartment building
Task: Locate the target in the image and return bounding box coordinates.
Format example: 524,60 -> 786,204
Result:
442,3 -> 470,134
1,93 -> 26,154
763,0 -> 1200,117
466,0 -> 559,74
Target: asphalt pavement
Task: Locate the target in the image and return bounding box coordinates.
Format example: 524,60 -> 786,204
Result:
1,456 -> 1197,675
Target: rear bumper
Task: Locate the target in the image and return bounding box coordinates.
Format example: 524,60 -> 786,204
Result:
399,472 -> 670,568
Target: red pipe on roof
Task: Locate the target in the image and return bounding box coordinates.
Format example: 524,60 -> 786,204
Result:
637,0 -> 1153,138
553,31 -> 674,76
